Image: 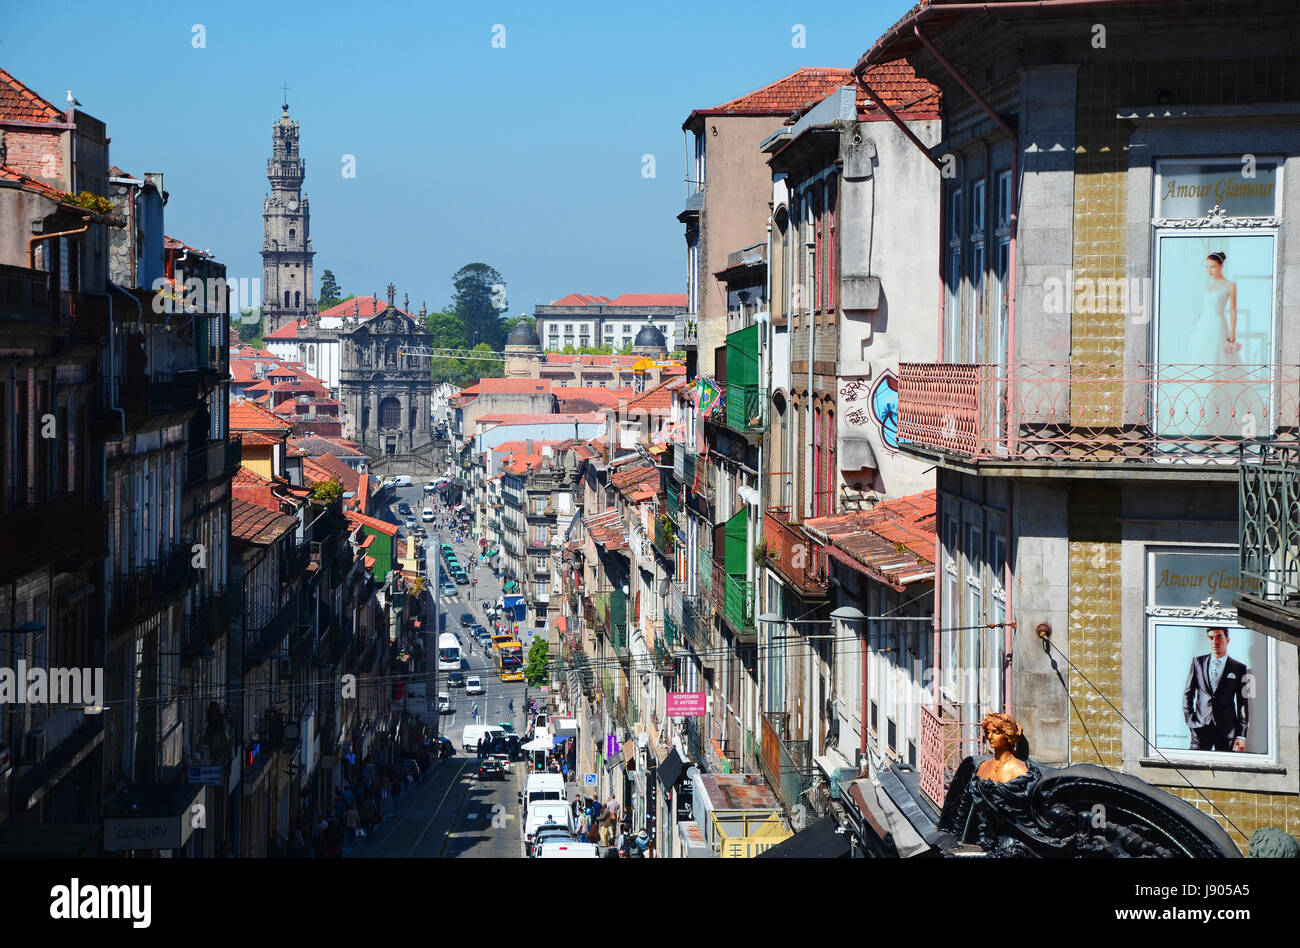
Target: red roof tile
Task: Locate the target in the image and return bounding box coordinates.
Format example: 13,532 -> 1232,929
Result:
687,68 -> 855,123
471,378 -> 552,395
607,293 -> 688,307
0,68 -> 65,123
265,321 -> 304,340
0,164 -> 65,200
231,498 -> 297,545
476,412 -> 605,427
550,293 -> 612,306
229,398 -> 292,432
317,296 -> 409,319
347,510 -> 398,537
804,490 -> 937,589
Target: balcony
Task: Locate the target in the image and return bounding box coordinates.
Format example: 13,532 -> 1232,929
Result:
762,507 -> 829,599
108,546 -> 193,628
1238,441 -> 1300,636
711,561 -> 754,640
918,704 -> 981,809
723,384 -> 768,434
677,313 -> 698,349
225,438 -> 242,473
653,514 -> 676,560
665,484 -> 682,524
0,494 -> 107,582
898,361 -> 1300,467
653,636 -> 674,673
245,594 -> 300,664
760,711 -> 812,816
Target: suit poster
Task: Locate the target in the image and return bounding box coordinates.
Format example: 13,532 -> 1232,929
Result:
1147,550 -> 1274,760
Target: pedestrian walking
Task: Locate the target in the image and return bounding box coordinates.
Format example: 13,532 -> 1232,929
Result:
345,803 -> 360,841
476,737 -> 484,759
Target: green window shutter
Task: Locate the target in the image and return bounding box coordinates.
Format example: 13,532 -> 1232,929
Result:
724,508 -> 748,575
724,324 -> 759,387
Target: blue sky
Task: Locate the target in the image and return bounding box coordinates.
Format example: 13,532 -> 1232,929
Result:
5,0 -> 912,321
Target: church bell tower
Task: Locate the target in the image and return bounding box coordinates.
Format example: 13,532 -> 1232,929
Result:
261,101 -> 315,335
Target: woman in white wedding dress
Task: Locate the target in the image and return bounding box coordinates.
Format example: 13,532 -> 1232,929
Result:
1182,252 -> 1240,441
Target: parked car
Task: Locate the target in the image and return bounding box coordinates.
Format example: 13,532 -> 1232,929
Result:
460,612 -> 474,625
530,823 -> 575,857
437,693 -> 451,712
397,502 -> 412,515
404,517 -> 417,531
425,480 -> 439,492
477,759 -> 507,781
453,571 -> 469,585
447,671 -> 464,688
465,676 -> 484,696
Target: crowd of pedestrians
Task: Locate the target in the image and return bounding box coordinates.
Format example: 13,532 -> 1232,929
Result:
566,792 -> 654,858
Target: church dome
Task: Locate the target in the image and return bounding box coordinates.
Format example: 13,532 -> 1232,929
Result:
505,321 -> 541,350
633,321 -> 667,353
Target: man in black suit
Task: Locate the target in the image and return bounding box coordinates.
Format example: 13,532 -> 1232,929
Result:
1182,627 -> 1249,752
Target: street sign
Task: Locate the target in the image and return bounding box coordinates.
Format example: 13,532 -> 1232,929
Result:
583,773 -> 597,787
188,765 -> 223,786
666,692 -> 706,716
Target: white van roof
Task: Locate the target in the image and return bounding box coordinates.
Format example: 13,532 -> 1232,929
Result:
526,773 -> 565,789
536,840 -> 598,858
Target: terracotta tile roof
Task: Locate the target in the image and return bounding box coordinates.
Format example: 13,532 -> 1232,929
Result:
265,321 -> 305,339
550,293 -> 612,306
0,68 -> 65,123
687,68 -> 855,123
583,509 -> 627,551
624,378 -> 684,415
233,430 -> 279,447
231,498 -> 298,545
229,398 -> 292,432
163,235 -> 210,258
0,164 -> 65,200
472,378 -> 552,395
286,444 -> 308,457
476,412 -> 605,427
363,555 -> 377,570
311,452 -> 359,488
607,293 -> 688,307
231,345 -> 279,360
232,465 -> 272,486
265,366 -> 300,378
611,464 -> 658,491
317,296 -> 409,319
803,490 -> 937,589
855,59 -> 941,115
554,388 -> 634,410
242,379 -> 274,393
346,510 -> 399,537
322,438 -> 366,457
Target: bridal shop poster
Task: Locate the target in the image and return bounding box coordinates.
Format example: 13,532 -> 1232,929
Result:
1154,232 -> 1275,440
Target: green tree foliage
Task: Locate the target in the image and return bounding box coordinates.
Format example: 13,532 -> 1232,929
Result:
557,343 -> 613,355
524,637 -> 550,687
452,263 -> 508,351
238,307 -> 263,347
318,269 -> 342,309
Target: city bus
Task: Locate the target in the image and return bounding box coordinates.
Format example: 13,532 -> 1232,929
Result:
495,639 -> 524,683
490,632 -> 515,653
438,632 -> 462,672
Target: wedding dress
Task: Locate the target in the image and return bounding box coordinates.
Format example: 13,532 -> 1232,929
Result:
1178,279 -> 1239,442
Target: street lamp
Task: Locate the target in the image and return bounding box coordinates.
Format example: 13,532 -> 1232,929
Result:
1,621 -> 44,828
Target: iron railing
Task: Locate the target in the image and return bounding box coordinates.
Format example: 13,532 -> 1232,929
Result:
653,515 -> 676,559
918,704 -> 982,809
898,361 -> 1300,463
724,384 -> 769,434
225,438 -> 243,472
762,506 -> 829,598
760,711 -> 812,815
712,561 -> 754,638
1240,440 -> 1300,603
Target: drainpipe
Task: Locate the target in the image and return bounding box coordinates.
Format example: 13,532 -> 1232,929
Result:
805,204 -> 815,522
28,216 -> 92,268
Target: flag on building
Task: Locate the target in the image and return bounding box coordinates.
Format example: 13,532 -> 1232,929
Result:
696,377 -> 722,417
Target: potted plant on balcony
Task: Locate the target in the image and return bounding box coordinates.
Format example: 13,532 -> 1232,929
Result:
754,539 -> 770,565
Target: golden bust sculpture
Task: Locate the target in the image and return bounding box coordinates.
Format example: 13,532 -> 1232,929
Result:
975,712 -> 1029,783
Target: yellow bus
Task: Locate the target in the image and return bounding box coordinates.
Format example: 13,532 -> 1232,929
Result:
490,632 -> 515,654
495,639 -> 524,682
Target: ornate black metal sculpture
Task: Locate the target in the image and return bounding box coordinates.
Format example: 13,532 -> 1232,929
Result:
938,756 -> 1241,858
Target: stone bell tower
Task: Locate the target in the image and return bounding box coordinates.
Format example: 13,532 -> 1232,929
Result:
261,101 -> 315,335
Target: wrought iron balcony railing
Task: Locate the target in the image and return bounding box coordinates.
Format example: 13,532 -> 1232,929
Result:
762,506 -> 829,598
898,361 -> 1300,464
760,710 -> 812,815
711,561 -> 755,639
918,704 -> 982,809
1239,440 -> 1300,605
723,384 -> 768,434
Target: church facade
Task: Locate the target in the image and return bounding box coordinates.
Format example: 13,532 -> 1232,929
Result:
261,104 -> 315,336
340,285 -> 434,457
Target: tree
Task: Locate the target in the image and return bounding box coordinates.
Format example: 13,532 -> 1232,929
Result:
319,269 -> 342,309
524,637 -> 549,687
452,263 -> 508,351
238,307 -> 263,346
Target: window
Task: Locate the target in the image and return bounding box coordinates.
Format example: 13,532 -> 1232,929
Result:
284,290 -> 290,307
826,179 -> 837,312
294,290 -> 301,308
944,187 -> 962,361
623,324 -> 632,334
379,397 -> 401,429
289,228 -> 295,239
565,324 -> 573,332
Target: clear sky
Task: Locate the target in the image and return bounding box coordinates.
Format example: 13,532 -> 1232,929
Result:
5,0 -> 913,321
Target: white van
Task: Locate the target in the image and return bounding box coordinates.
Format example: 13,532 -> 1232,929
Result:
391,475 -> 412,487
520,773 -> 567,811
461,724 -> 506,752
536,840 -> 599,858
524,801 -> 573,850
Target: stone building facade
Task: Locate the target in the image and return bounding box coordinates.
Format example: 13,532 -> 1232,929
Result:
340,284 -> 433,458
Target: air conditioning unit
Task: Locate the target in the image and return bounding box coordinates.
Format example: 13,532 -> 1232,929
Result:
24,729 -> 47,762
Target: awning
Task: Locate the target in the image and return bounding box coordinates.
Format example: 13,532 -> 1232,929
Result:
621,741 -> 637,771
754,815 -> 850,859
656,747 -> 686,791
846,777 -> 931,858
522,736 -> 552,751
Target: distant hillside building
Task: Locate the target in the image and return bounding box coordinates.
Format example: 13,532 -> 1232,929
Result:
533,293 -> 686,351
